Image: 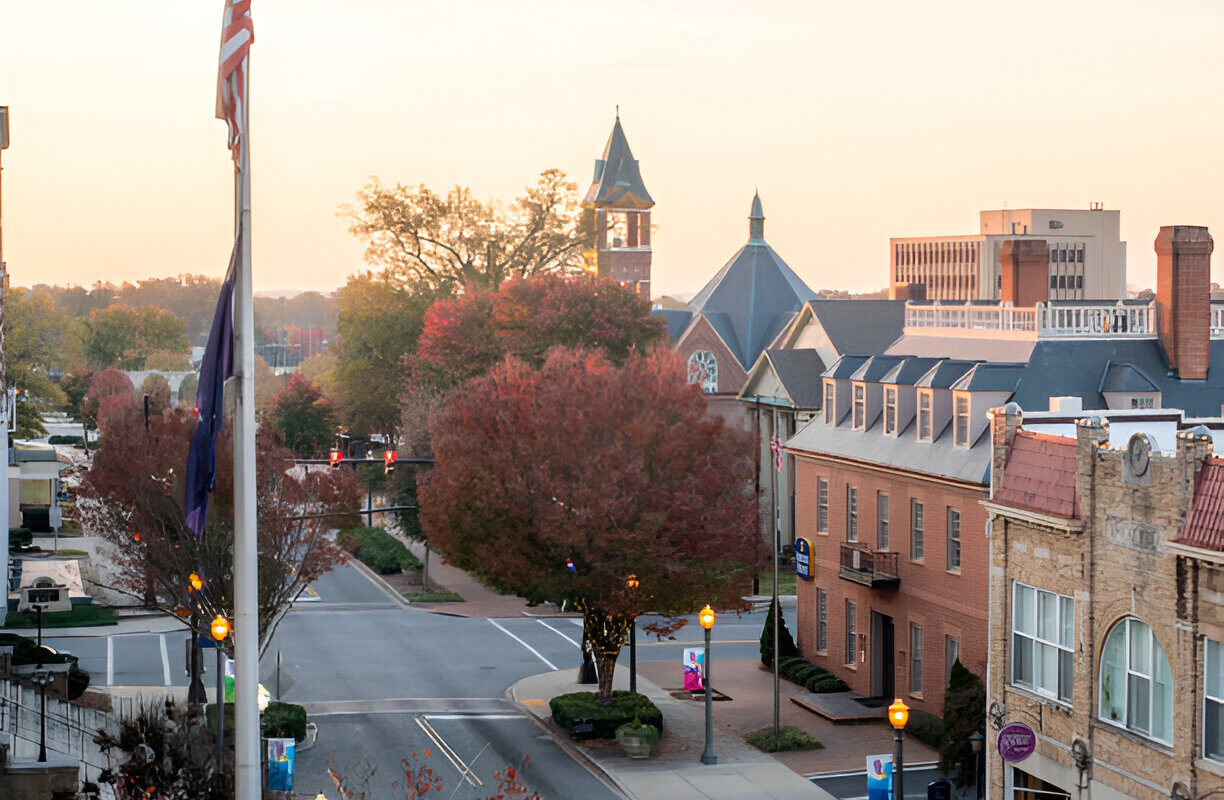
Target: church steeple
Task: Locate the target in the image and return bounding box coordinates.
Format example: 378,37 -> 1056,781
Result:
749,191 -> 765,243
583,114 -> 654,297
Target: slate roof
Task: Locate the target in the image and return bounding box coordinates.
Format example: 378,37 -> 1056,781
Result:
685,195 -> 818,370
849,355 -> 908,383
994,431 -> 1080,519
801,300 -> 907,357
656,309 -> 693,343
1012,339 -> 1224,416
1099,361 -> 1160,393
583,116 -> 653,208
786,402 -> 992,484
914,360 -> 979,389
950,363 -> 1026,393
1175,457 -> 1224,551
880,357 -> 943,386
763,349 -> 827,408
826,355 -> 870,379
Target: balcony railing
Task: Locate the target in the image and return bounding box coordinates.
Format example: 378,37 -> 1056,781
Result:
905,303 -> 1036,332
1213,305 -> 1224,339
1038,302 -> 1153,337
838,543 -> 900,590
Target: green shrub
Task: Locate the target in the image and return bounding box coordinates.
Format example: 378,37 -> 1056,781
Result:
759,598 -> 800,667
744,725 -> 824,752
807,676 -> 849,693
49,435 -> 84,445
549,691 -> 662,740
616,716 -> 660,745
9,528 -> 32,549
939,660 -> 986,786
787,663 -> 824,684
778,656 -> 808,672
907,708 -> 944,749
261,701 -> 307,742
341,526 -> 422,574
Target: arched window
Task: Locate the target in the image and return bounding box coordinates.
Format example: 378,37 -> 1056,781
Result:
687,350 -> 718,393
1099,617 -> 1172,743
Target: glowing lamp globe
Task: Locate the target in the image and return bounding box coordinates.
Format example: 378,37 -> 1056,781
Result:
698,605 -> 715,630
210,615 -> 231,642
189,573 -> 203,592
888,698 -> 909,730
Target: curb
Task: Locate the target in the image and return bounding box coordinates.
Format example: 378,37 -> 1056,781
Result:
504,687 -> 636,800
341,555 -> 413,608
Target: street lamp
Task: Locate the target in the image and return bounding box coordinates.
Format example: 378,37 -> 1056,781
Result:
13,658 -> 70,762
969,731 -> 984,800
888,698 -> 909,800
187,574 -> 207,704
699,604 -> 716,765
626,574 -> 639,694
211,614 -> 231,776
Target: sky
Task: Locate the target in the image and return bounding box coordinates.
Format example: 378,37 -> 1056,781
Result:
2,0 -> 1224,298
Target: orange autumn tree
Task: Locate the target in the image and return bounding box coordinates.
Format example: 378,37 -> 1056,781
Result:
420,347 -> 755,702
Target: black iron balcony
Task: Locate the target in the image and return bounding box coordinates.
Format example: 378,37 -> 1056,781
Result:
838,542 -> 900,589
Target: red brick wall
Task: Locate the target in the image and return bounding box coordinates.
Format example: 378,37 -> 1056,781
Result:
675,319 -> 748,395
1155,225 -> 1213,380
999,239 -> 1049,308
794,454 -> 989,715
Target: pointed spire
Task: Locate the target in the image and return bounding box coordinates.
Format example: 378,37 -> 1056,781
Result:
749,191 -> 765,242
583,114 -> 653,208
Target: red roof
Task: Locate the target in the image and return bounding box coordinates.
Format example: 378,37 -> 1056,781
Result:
995,431 -> 1080,520
1176,457 -> 1224,551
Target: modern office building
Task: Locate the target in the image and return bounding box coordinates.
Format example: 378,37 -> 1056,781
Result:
890,207 -> 1127,302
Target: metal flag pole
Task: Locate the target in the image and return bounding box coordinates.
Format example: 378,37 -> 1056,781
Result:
771,409 -> 780,738
232,56 -> 260,800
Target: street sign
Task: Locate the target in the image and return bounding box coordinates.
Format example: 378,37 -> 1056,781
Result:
794,538 -> 813,580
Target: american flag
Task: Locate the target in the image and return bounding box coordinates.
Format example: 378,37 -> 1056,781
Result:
216,0 -> 254,162
770,432 -> 783,473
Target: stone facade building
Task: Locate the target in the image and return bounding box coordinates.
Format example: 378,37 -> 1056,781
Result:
983,404 -> 1224,800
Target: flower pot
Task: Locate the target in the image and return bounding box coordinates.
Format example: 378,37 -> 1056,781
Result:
617,729 -> 655,759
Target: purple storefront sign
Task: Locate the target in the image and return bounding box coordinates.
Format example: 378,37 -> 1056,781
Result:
997,722 -> 1036,762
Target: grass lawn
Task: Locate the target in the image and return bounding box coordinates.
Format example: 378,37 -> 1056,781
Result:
755,569 -> 797,596
403,590 -> 464,603
2,605 -> 117,628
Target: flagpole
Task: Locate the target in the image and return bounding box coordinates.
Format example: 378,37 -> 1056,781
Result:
232,60 -> 261,800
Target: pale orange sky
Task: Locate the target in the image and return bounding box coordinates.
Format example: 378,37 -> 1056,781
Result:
2,0 -> 1223,298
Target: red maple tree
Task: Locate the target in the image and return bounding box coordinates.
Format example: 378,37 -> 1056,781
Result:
420,347 -> 755,701
79,397 -> 361,653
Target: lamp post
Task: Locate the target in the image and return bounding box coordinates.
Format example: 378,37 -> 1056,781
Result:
626,574 -> 639,694
699,604 -> 717,765
969,731 -> 984,800
211,614 -> 231,776
888,699 -> 909,800
187,573 -> 207,704
13,659 -> 69,763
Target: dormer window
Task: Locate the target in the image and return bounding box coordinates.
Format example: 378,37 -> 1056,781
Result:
852,384 -> 865,429
824,381 -> 835,424
954,394 -> 970,447
884,387 -> 897,435
918,391 -> 932,441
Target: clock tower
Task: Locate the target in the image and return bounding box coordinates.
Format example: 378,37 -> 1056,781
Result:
582,114 -> 654,296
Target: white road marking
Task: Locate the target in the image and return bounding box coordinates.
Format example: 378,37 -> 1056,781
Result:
422,714 -> 521,720
487,619 -> 557,671
536,619 -> 580,648
414,715 -> 483,787
159,634 -> 171,686
106,636 -> 114,686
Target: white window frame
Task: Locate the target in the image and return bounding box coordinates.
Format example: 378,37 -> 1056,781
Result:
910,624 -> 923,695
877,491 -> 890,550
1011,582 -> 1074,704
884,386 -> 897,435
846,485 -> 858,542
824,381 -> 835,424
817,477 -> 829,533
1099,617 -> 1172,743
687,350 -> 718,393
946,507 -> 961,572
852,383 -> 865,429
946,635 -> 960,686
845,600 -> 857,666
918,390 -> 932,441
1205,638 -> 1224,761
954,393 -> 970,447
911,499 -> 924,561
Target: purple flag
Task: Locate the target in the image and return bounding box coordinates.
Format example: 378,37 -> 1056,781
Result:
184,237 -> 238,534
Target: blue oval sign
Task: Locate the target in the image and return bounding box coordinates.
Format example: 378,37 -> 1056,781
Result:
794,538 -> 813,581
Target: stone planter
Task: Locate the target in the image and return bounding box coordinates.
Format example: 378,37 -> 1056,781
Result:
616,729 -> 655,759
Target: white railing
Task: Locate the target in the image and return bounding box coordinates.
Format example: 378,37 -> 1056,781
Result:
905,303 -> 1036,332
1037,302 -> 1154,337
1212,304 -> 1224,338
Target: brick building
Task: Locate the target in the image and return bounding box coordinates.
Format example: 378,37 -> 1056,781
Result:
983,405 -> 1224,800
786,224 -> 1224,718
583,115 -> 653,296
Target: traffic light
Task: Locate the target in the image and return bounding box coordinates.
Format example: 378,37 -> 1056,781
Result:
383,450 -> 397,474
329,449 -> 343,468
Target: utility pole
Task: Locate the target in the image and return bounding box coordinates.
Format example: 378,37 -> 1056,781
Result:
0,105 -> 12,623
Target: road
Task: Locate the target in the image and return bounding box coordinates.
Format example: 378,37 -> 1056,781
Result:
810,764 -> 955,800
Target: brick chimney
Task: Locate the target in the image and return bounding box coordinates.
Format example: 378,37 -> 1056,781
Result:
999,239 -> 1049,307
1155,225 -> 1213,380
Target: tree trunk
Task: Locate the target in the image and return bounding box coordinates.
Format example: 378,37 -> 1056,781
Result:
584,609 -> 630,705
423,546 -> 430,589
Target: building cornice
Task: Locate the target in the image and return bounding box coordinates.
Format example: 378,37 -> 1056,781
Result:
1165,539 -> 1224,566
980,500 -> 1085,533
787,447 -> 988,492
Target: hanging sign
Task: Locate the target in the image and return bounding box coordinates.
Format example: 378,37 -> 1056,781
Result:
794,537 -> 813,581
683,648 -> 705,692
997,722 -> 1037,762
866,754 -> 892,800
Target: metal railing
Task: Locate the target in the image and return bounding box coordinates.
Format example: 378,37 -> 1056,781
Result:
838,542 -> 899,582
905,303 -> 1036,332
1038,302 -> 1153,337
1212,305 -> 1224,338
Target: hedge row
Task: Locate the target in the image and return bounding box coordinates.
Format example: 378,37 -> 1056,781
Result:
778,656 -> 850,693
340,526 -> 422,575
550,691 -> 662,740
49,435 -> 84,445
262,701 -> 308,742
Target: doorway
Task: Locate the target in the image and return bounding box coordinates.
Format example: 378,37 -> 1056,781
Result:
870,610 -> 894,700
